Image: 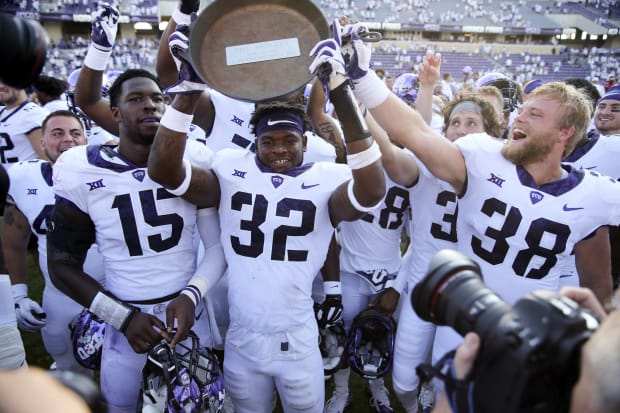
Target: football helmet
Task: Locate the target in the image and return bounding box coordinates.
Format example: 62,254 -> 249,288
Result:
139,331 -> 225,413
65,68 -> 108,130
392,73 -> 419,105
347,308 -> 396,379
69,309 -> 105,370
102,69 -> 123,97
318,319 -> 348,375
476,72 -> 521,112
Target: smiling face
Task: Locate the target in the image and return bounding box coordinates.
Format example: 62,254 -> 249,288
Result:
42,113 -> 87,163
594,98 -> 620,135
255,129 -> 306,173
502,95 -> 564,165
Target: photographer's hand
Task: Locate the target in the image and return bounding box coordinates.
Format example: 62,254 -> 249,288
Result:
432,333 -> 481,413
453,332 -> 480,379
559,286 -> 607,319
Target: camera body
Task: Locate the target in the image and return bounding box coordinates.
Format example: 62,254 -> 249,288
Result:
412,249 -> 599,413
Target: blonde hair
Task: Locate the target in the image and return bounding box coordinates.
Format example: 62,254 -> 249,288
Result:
527,82 -> 592,157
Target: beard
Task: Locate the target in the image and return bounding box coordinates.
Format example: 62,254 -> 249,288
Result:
501,135 -> 555,165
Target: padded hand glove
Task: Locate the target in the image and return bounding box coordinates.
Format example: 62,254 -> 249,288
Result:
90,3 -> 120,52
165,27 -> 207,95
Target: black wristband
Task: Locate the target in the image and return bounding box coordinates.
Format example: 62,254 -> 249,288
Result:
118,305 -> 141,334
329,81 -> 372,143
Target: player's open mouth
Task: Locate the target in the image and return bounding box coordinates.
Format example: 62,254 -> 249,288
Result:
511,128 -> 527,140
272,159 -> 290,167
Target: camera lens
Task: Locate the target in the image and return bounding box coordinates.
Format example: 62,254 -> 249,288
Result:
412,249 -> 511,337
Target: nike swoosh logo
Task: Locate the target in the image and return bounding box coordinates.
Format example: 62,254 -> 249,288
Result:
301,183 -> 319,189
267,119 -> 298,127
195,308 -> 204,321
563,204 -> 584,211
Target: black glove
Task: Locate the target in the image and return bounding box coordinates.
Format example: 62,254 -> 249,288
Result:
316,294 -> 343,328
179,0 -> 200,14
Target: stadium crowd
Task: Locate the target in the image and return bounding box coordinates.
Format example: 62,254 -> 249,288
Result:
2,1 -> 620,413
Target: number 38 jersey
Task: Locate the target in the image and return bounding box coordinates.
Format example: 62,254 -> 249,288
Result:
456,133 -> 620,304
212,149 -> 351,332
52,141 -> 213,301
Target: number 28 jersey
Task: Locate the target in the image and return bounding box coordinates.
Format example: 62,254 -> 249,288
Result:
456,133 -> 620,304
52,141 -> 213,301
212,149 -> 351,332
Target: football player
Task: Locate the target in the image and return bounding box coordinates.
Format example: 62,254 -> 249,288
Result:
3,110 -> 105,374
341,25 -> 620,395
147,27 -> 386,413
0,80 -> 48,169
47,14 -> 226,411
368,65 -> 504,412
0,163 -> 26,369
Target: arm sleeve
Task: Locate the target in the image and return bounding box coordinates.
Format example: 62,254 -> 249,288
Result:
185,207 -> 226,298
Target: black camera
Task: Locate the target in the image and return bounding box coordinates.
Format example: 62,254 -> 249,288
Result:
0,13 -> 48,89
412,249 -> 600,413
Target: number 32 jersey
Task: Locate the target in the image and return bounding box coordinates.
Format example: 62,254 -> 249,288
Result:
212,149 -> 351,332
52,141 -> 213,301
456,133 -> 620,304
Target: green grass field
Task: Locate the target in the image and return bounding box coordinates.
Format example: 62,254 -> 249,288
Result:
22,255 -> 408,412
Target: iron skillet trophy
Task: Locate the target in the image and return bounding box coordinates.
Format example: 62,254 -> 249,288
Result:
188,0 -> 329,102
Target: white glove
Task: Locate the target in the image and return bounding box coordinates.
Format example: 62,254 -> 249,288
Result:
340,23 -> 373,81
309,39 -> 346,79
90,3 -> 120,52
12,284 -> 46,332
165,27 -> 208,95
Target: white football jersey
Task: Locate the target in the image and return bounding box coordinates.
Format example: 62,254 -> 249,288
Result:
456,133 -> 620,304
52,141 -> 213,301
338,173 -> 410,292
0,101 -> 48,169
563,132 -> 620,180
406,151 -> 459,285
212,149 -> 351,332
87,125 -> 118,146
7,159 -> 104,284
205,89 -> 255,153
559,132 -> 620,286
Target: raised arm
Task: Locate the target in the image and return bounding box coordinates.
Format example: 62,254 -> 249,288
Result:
306,79 -> 347,163
148,29 -> 220,207
74,4 -> 121,135
414,50 -> 441,125
309,36 -> 385,224
365,109 -> 419,187
155,1 -> 216,135
343,29 -> 467,195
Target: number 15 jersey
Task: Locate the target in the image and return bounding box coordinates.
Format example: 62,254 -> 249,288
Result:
52,142 -> 213,302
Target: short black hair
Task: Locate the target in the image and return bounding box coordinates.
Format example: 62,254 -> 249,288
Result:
563,77 -> 601,113
250,101 -> 312,136
108,69 -> 161,108
33,75 -> 67,97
